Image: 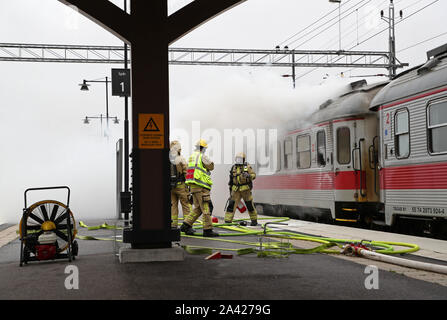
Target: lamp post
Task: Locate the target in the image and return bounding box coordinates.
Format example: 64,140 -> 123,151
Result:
329,0 -> 342,51
123,0 -> 130,225
79,77 -> 119,132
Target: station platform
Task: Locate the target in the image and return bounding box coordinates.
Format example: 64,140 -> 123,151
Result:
0,213 -> 447,303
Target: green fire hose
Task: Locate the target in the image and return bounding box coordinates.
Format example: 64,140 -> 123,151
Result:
77,217 -> 420,257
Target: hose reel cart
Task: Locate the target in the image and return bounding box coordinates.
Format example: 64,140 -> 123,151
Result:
19,186 -> 78,266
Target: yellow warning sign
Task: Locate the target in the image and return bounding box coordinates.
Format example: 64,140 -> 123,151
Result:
139,113 -> 164,149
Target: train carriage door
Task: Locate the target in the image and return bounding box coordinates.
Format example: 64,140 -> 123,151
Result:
333,120 -> 365,204
380,108 -> 392,208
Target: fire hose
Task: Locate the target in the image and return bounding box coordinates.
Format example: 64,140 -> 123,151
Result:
75,219 -> 447,275
76,218 -> 447,275
78,217 -> 421,257
343,243 -> 447,275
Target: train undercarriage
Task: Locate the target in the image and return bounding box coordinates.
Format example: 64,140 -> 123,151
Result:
255,202 -> 447,240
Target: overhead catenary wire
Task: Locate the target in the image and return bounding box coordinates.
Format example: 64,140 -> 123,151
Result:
292,0 -> 394,77
291,0 -> 389,67
298,0 -> 436,79
352,0 -> 440,49
339,0 -> 441,75
276,0 -> 356,47
296,0 -> 440,80
273,0 -> 385,81
288,0 -> 373,50
314,0 -> 392,52
340,1 -> 415,75
341,0 -> 431,50
397,31 -> 447,53
268,0 -> 392,80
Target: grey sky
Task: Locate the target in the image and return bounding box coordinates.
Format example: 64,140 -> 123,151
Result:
0,0 -> 446,223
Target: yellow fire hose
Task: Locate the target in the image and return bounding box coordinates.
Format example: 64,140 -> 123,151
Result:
77,217 -> 420,257
73,218 -> 447,275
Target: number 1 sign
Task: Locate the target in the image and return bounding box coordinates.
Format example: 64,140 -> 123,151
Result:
112,68 -> 131,97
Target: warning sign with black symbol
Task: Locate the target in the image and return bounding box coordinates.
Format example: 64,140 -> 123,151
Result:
144,117 -> 160,132
139,114 -> 164,149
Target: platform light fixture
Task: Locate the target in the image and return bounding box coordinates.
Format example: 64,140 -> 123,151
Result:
79,76 -> 119,129
79,80 -> 90,91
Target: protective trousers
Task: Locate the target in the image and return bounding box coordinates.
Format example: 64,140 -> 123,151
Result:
171,183 -> 191,228
225,189 -> 257,223
184,186 -> 213,230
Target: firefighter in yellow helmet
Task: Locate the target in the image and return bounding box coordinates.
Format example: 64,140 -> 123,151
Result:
224,152 -> 258,226
169,140 -> 191,229
180,139 -> 219,237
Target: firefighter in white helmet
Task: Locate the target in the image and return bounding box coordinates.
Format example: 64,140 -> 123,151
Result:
224,152 -> 258,226
169,140 -> 191,229
180,139 -> 219,237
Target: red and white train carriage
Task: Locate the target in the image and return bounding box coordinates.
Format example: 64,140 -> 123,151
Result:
254,43 -> 447,236
371,43 -> 447,232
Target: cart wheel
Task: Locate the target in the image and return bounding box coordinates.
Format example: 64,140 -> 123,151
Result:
19,200 -> 77,253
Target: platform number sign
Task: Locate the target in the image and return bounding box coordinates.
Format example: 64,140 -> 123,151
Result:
112,69 -> 131,97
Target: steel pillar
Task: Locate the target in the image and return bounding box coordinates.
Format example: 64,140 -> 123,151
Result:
58,0 -> 246,248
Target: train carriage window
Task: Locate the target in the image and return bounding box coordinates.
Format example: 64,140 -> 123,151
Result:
296,134 -> 311,169
284,138 -> 293,170
395,109 -> 410,158
316,130 -> 326,167
337,127 -> 350,165
428,100 -> 447,154
268,141 -> 281,172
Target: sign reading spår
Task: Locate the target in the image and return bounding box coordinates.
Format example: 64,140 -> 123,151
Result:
111,68 -> 131,97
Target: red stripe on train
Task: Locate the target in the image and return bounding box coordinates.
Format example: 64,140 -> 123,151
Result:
381,162 -> 447,189
255,171 -> 365,190
255,162 -> 447,191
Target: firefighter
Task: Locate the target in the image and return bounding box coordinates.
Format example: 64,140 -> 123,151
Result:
224,152 -> 258,226
169,140 -> 191,229
180,139 -> 219,237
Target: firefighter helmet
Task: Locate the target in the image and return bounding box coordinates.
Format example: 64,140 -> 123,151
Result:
196,139 -> 208,148
170,140 -> 181,153
235,152 -> 246,164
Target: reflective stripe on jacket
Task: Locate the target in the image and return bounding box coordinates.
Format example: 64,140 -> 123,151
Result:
185,151 -> 213,189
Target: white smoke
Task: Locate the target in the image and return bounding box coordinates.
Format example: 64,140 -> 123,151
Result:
0,66 -> 349,226
0,63 -> 124,225
170,69 -> 350,218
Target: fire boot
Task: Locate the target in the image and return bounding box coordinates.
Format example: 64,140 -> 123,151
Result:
180,222 -> 196,235
250,220 -> 258,226
203,229 -> 219,237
